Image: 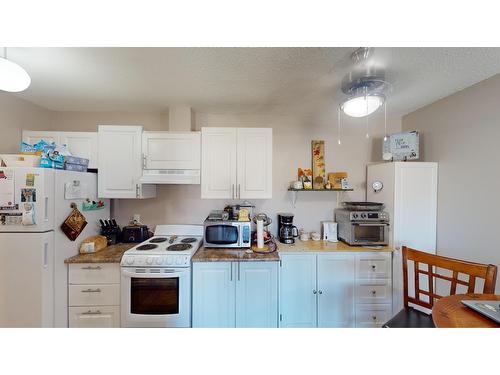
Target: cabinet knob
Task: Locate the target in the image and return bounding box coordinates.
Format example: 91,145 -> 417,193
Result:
313,290 -> 317,294
318,290 -> 323,295
371,290 -> 376,295
371,265 -> 376,270
372,316 -> 377,321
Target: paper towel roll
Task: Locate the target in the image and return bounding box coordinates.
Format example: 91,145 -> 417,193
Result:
256,219 -> 264,249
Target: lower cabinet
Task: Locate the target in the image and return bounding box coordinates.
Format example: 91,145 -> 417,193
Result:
279,252 -> 392,328
68,263 -> 121,328
192,261 -> 278,328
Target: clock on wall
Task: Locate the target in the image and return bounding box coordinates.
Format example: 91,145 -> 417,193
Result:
372,180 -> 383,192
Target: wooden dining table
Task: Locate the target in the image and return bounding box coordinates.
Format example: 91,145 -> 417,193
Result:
432,293 -> 500,328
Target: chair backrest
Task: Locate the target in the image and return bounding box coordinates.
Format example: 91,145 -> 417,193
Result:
402,246 -> 498,310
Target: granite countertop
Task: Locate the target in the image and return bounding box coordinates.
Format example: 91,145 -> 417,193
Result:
277,239 -> 393,253
64,243 -> 136,264
192,246 -> 280,262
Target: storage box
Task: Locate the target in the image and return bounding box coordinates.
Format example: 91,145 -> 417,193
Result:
64,155 -> 89,167
0,154 -> 40,167
64,163 -> 87,172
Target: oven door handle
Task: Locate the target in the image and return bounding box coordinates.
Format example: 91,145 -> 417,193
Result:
121,269 -> 185,278
352,223 -> 390,226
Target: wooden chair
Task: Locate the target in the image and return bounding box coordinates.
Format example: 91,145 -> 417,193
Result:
383,246 -> 497,328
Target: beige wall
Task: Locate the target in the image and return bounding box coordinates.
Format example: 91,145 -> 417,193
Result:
0,92 -> 401,236
403,73 -> 500,291
0,92 -> 53,153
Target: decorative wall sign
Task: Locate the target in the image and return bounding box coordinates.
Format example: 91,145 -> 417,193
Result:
311,140 -> 325,189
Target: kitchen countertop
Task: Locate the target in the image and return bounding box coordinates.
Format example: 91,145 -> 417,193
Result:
64,243 -> 136,264
277,240 -> 393,252
192,246 -> 280,262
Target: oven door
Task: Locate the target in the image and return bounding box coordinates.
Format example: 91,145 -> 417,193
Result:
204,223 -> 241,247
352,223 -> 389,245
121,267 -> 191,327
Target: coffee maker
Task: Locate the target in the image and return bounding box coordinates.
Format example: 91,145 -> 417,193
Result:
277,213 -> 298,244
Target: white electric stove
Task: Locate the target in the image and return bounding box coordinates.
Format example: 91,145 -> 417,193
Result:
120,224 -> 203,328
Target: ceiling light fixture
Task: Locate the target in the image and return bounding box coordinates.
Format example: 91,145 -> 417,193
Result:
341,93 -> 385,118
0,47 -> 31,92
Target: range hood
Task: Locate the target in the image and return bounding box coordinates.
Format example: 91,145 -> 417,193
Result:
139,108 -> 201,184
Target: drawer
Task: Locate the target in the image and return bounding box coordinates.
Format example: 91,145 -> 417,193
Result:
69,263 -> 120,284
356,253 -> 391,279
69,284 -> 120,306
356,279 -> 392,304
355,304 -> 392,328
69,306 -> 120,328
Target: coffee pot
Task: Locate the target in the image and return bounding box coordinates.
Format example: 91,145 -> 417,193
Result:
278,213 -> 298,244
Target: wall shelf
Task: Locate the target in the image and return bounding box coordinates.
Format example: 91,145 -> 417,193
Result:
287,188 -> 353,207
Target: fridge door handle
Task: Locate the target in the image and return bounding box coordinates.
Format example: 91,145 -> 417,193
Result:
44,197 -> 49,221
43,242 -> 48,268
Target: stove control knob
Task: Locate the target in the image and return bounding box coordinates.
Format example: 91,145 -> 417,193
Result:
361,213 -> 367,218
155,258 -> 163,265
353,213 -> 358,219
126,257 -> 134,265
146,258 -> 153,265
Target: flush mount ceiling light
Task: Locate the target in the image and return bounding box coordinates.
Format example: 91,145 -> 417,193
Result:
0,47 -> 31,92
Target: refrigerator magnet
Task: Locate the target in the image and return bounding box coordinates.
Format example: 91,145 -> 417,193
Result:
25,173 -> 35,187
21,203 -> 36,225
21,188 -> 36,202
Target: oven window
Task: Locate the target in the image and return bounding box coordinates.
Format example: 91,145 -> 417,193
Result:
131,277 -> 179,315
354,225 -> 384,242
205,225 -> 238,244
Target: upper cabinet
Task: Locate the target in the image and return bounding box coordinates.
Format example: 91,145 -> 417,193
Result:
97,125 -> 156,199
201,127 -> 272,199
22,130 -> 98,169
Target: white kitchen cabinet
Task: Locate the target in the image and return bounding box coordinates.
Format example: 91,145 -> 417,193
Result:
201,127 -> 272,199
97,125 -> 156,199
192,262 -> 236,328
142,131 -> 201,170
279,251 -> 392,328
367,162 -> 437,314
59,132 -> 98,169
22,130 -> 98,168
279,253 -> 317,328
192,261 -> 278,328
317,253 -> 355,328
236,262 -> 278,328
69,306 -> 120,328
68,263 -> 120,328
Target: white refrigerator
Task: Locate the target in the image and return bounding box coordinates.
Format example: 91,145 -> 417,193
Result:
366,162 -> 438,314
0,167 -> 110,327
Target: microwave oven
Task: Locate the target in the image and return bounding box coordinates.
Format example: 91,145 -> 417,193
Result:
203,219 -> 251,248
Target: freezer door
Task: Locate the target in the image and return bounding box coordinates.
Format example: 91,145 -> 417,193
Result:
0,231 -> 55,327
0,167 -> 55,232
53,170 -> 110,327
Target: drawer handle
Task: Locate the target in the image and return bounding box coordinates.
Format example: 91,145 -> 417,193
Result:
81,288 -> 101,293
371,290 -> 377,295
81,266 -> 102,270
372,316 -> 377,321
82,310 -> 102,315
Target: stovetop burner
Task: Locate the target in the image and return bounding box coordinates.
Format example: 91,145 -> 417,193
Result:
149,237 -> 168,243
136,244 -> 158,251
181,237 -> 198,243
168,243 -> 193,251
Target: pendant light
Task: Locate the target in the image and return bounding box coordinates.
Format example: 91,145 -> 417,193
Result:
0,48 -> 31,92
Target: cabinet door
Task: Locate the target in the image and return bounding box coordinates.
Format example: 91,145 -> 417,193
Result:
236,262 -> 278,328
69,306 -> 120,328
97,125 -> 154,199
143,131 -> 201,170
236,128 -> 272,199
22,130 -> 61,146
317,253 -> 355,328
59,132 -> 98,169
279,253 -> 317,328
201,127 -> 237,199
192,262 -> 236,328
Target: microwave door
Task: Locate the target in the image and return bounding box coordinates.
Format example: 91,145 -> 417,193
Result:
205,224 -> 239,245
